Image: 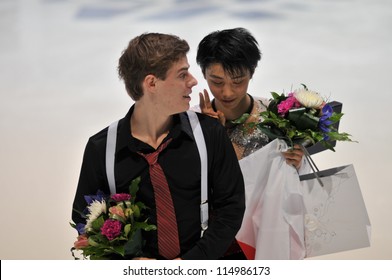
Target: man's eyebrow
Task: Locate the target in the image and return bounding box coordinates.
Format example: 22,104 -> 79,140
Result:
230,74 -> 246,79
177,63 -> 191,72
177,66 -> 190,73
208,74 -> 224,80
208,73 -> 246,80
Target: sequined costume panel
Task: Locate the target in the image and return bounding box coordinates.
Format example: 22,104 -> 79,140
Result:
227,97 -> 271,160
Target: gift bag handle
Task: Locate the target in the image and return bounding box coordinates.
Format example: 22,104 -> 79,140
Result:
300,145 -> 324,187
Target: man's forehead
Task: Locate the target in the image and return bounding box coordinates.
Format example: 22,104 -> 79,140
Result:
170,56 -> 190,72
207,68 -> 247,80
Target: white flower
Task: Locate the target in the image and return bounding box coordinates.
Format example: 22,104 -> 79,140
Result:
294,88 -> 324,108
85,200 -> 107,230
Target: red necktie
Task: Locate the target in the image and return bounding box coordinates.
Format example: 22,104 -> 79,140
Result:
138,138 -> 180,259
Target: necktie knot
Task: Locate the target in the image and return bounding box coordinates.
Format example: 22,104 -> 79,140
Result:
145,152 -> 159,166
139,138 -> 172,166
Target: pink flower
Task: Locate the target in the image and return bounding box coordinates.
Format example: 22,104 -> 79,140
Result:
277,93 -> 301,116
111,193 -> 131,202
109,206 -> 126,219
74,234 -> 89,249
101,219 -> 122,240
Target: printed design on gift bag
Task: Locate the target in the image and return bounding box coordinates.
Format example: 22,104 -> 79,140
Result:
301,165 -> 370,258
303,172 -> 347,256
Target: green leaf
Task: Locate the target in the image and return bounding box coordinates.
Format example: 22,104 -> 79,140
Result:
110,214 -> 126,224
329,112 -> 343,123
107,245 -> 125,257
287,108 -> 319,131
124,229 -> 143,257
327,131 -> 355,142
88,235 -> 102,247
124,224 -> 132,237
130,204 -> 139,218
144,224 -> 157,231
257,124 -> 288,143
91,215 -> 105,231
270,91 -> 281,100
135,201 -> 147,210
129,177 -> 141,199
231,113 -> 250,124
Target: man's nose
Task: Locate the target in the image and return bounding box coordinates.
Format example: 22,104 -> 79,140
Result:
188,73 -> 198,87
221,84 -> 235,99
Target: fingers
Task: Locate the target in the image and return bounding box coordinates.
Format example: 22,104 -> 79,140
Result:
217,110 -> 226,126
199,91 -> 205,109
199,89 -> 212,109
282,146 -> 304,170
198,89 -> 226,126
284,157 -> 302,170
203,89 -> 212,108
199,89 -> 219,119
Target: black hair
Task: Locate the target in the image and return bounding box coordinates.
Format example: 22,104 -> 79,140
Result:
196,27 -> 261,78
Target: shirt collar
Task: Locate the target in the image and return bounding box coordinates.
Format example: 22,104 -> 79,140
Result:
116,105 -> 195,153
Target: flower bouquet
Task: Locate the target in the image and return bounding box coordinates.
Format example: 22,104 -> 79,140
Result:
70,177 -> 157,260
255,84 -> 354,151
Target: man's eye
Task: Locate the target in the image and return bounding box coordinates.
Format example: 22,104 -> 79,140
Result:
211,81 -> 223,86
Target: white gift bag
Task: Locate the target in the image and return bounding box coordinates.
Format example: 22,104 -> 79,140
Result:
236,139 -> 307,259
235,138 -> 371,259
299,164 -> 371,257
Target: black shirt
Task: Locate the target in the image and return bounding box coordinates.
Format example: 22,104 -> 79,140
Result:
72,106 -> 245,260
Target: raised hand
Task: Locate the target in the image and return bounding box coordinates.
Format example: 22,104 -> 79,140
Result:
199,89 -> 226,125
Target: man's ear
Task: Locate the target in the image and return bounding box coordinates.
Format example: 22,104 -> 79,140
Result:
144,74 -> 158,92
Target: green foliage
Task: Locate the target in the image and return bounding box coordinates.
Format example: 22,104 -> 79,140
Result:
237,87 -> 356,151
70,176 -> 156,260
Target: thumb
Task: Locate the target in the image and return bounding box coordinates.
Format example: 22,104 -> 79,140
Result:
217,111 -> 226,126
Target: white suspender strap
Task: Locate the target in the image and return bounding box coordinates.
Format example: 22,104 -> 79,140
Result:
105,113 -> 209,235
106,120 -> 119,195
186,110 -> 209,236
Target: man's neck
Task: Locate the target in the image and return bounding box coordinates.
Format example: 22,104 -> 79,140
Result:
215,94 -> 252,121
131,102 -> 173,149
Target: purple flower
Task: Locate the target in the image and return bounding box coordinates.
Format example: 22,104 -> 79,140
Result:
101,219 -> 122,240
111,193 -> 131,202
319,104 -> 334,140
84,190 -> 107,205
76,223 -> 86,235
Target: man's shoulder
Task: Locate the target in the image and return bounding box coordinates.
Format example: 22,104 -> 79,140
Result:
185,110 -> 223,129
84,125 -> 110,152
87,118 -> 122,144
88,112 -> 128,143
89,126 -> 109,141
